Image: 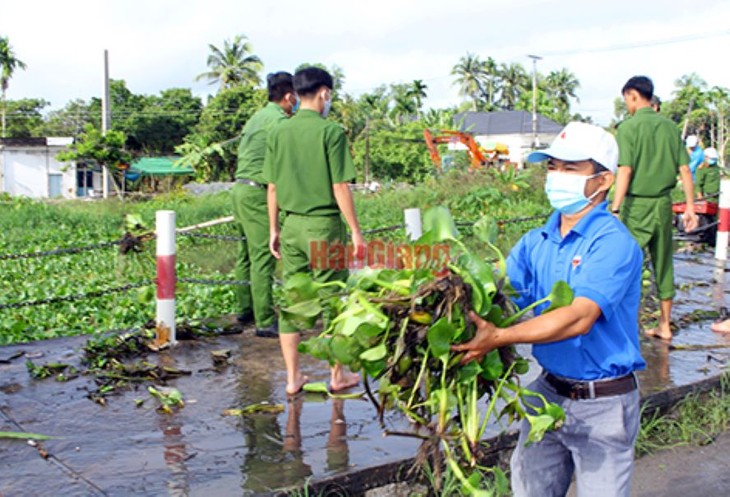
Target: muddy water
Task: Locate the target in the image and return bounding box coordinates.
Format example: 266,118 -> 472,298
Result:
0,251 -> 727,496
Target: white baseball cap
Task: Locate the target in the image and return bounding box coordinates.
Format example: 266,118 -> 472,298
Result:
704,147 -> 719,161
685,135 -> 698,148
526,121 -> 618,173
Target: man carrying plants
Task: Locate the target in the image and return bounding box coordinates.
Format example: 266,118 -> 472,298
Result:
453,122 -> 646,497
232,71 -> 299,338
264,66 -> 364,395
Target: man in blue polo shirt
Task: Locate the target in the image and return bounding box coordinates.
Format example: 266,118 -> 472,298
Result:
686,134 -> 704,180
453,122 -> 645,497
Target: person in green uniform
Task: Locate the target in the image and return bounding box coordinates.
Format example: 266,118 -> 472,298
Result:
695,147 -> 720,199
612,75 -> 699,341
232,72 -> 298,338
263,66 -> 364,395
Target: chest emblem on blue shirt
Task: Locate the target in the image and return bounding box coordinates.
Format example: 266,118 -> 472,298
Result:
571,255 -> 582,269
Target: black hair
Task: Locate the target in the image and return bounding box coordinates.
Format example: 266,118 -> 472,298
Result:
590,159 -> 610,174
622,76 -> 653,101
266,72 -> 294,102
650,95 -> 661,112
293,67 -> 333,97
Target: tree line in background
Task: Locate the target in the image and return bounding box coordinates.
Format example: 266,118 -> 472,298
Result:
2,33 -> 729,185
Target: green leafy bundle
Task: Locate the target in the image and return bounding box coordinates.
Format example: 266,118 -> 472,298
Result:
282,207 -> 572,494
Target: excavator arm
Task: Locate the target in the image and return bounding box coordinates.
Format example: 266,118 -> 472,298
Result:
424,129 -> 499,171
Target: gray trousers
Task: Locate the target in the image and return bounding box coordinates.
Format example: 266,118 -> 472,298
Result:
511,373 -> 640,497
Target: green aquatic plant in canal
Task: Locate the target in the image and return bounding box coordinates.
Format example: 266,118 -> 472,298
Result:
285,206 -> 571,495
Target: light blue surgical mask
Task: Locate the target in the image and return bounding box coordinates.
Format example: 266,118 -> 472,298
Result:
291,95 -> 300,115
321,98 -> 332,118
545,171 -> 602,215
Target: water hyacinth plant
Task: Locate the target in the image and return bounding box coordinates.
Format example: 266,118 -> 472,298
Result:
282,207 -> 570,494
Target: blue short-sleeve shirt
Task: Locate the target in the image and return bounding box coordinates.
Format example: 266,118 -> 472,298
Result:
689,147 -> 705,179
506,201 -> 646,380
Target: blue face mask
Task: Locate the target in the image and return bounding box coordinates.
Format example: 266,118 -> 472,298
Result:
321,98 -> 332,118
545,171 -> 602,215
291,95 -> 300,115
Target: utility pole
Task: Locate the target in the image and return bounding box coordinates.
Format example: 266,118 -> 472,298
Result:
101,49 -> 111,198
528,54 -> 542,149
364,116 -> 370,184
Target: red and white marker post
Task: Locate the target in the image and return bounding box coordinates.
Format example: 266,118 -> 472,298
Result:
156,210 -> 176,344
715,179 -> 730,261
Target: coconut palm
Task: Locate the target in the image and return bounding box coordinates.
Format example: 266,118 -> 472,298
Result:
195,34 -> 263,90
545,68 -> 580,111
407,79 -> 428,112
482,57 -> 500,110
452,53 -> 487,110
497,63 -> 528,110
0,36 -> 27,138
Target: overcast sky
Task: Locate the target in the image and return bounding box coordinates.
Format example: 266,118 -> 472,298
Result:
2,0 -> 729,125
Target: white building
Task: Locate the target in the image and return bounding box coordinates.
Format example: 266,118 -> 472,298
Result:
455,111 -> 563,167
0,137 -> 104,199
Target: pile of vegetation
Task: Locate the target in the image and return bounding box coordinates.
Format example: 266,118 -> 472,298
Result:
286,207 -> 571,494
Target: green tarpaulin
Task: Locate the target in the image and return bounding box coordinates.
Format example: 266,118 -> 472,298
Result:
129,157 -> 194,177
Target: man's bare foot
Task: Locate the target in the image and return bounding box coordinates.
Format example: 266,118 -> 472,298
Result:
710,319 -> 730,334
644,327 -> 673,341
286,374 -> 309,396
330,371 -> 360,392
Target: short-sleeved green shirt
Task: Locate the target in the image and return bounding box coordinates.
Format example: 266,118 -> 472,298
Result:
695,164 -> 720,197
262,109 -> 355,216
235,102 -> 287,183
616,107 -> 689,197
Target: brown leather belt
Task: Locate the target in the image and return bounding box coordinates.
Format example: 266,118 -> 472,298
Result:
544,371 -> 637,400
236,178 -> 265,189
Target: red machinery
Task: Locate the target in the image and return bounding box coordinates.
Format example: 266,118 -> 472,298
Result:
672,199 -> 718,243
423,129 -> 508,171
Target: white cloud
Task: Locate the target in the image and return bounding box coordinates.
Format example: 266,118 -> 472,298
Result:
1,0 -> 729,126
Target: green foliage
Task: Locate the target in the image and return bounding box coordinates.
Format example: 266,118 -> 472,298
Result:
195,34 -> 263,89
180,85 -> 266,181
56,123 -> 132,175
290,207 -> 569,494
351,120 -> 433,183
2,98 -> 48,137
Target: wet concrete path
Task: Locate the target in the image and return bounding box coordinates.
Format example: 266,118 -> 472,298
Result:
1,252 -> 729,496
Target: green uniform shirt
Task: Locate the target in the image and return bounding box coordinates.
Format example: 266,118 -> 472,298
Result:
617,107 -> 689,197
695,164 -> 720,198
235,102 -> 287,184
263,109 -> 355,216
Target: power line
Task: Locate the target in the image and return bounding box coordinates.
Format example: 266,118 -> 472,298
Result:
541,28 -> 730,57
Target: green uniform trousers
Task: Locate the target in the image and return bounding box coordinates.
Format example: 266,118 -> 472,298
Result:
280,213 -> 348,333
695,166 -> 720,198
232,183 -> 276,327
621,195 -> 675,300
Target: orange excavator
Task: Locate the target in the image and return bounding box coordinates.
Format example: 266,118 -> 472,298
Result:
423,129 -> 508,171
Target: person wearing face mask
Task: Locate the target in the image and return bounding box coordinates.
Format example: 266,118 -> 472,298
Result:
452,122 -> 645,497
612,76 -> 698,341
263,66 -> 364,395
231,71 -> 299,338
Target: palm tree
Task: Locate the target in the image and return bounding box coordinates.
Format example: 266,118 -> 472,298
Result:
451,53 -> 487,110
0,36 -> 27,138
497,63 -> 528,110
482,57 -> 499,110
546,68 -> 580,111
407,79 -> 428,112
195,34 -> 263,90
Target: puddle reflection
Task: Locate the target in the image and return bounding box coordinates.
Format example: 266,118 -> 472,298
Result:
158,352 -> 191,497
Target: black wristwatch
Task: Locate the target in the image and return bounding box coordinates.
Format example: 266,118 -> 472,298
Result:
611,208 -> 620,214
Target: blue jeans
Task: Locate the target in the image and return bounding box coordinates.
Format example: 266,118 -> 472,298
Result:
511,373 -> 640,497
